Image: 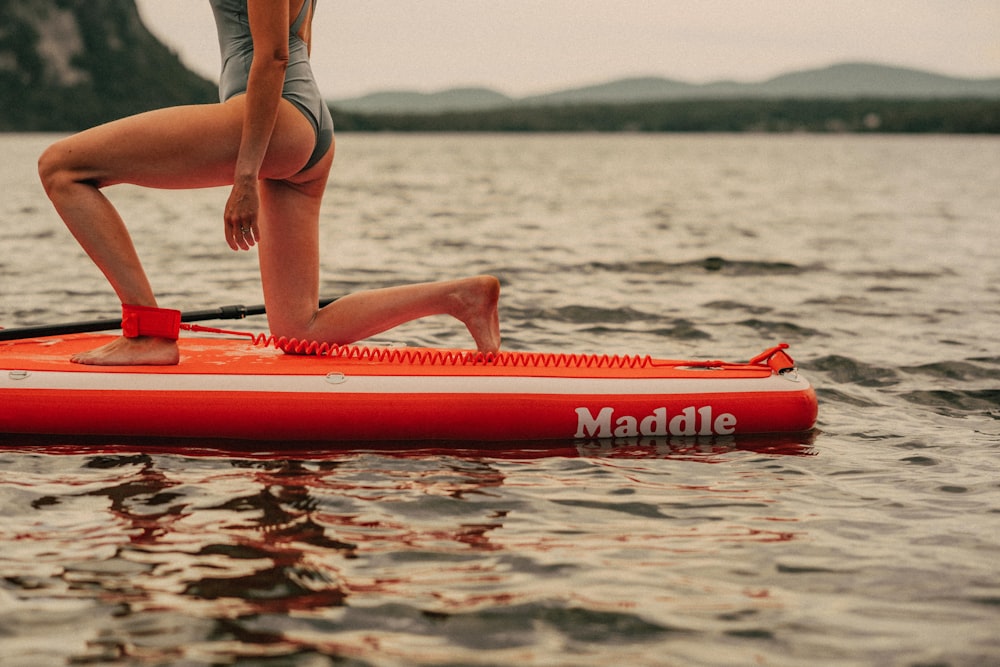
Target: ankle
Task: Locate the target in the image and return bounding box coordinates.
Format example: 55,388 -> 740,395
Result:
121,304 -> 181,340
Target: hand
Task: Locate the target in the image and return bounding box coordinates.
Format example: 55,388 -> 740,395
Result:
224,176 -> 260,251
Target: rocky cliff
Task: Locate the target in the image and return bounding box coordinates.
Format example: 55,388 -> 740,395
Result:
0,0 -> 217,131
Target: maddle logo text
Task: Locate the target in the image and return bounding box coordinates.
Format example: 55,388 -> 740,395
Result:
575,406 -> 737,438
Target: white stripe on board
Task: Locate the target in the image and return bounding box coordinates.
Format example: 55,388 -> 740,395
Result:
3,369 -> 809,396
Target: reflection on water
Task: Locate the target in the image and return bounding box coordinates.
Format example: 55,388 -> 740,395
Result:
0,434 -> 817,663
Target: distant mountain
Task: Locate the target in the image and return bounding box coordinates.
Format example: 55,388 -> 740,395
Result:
521,77 -> 701,106
336,87 -> 513,114
747,62 -> 1000,98
0,0 -> 217,131
331,63 -> 1000,115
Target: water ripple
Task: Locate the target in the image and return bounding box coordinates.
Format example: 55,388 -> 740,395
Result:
3,133 -> 1000,666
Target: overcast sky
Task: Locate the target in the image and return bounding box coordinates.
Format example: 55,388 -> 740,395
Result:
136,1 -> 1000,99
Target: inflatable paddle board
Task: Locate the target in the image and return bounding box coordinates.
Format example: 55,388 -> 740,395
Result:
0,333 -> 817,442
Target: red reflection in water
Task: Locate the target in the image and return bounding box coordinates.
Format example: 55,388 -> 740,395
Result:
0,431 -> 813,636
0,431 -> 816,461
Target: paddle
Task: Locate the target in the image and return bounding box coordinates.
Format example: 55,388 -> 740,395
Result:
0,298 -> 338,341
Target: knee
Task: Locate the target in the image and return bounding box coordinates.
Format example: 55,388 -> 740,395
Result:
267,313 -> 321,344
37,140 -> 83,197
38,142 -> 67,196
268,310 -> 354,347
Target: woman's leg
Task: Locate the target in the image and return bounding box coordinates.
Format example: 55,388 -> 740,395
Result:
301,276 -> 502,353
258,157 -> 502,353
38,99 -> 314,365
39,97 -> 500,363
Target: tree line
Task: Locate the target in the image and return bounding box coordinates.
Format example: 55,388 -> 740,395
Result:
329,98 -> 1000,134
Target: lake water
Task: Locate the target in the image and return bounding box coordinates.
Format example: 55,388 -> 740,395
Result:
1,132 -> 999,666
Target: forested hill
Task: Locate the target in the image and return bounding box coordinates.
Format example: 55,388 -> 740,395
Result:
0,0 -> 217,131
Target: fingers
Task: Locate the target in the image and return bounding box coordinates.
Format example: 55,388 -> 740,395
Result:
227,221 -> 258,251
224,182 -> 260,251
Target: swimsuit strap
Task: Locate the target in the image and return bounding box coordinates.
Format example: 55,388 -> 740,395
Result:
290,0 -> 313,35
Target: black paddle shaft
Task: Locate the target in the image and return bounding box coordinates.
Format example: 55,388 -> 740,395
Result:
0,298 -> 336,341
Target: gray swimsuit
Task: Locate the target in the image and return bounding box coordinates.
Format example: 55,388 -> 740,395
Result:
210,0 -> 333,172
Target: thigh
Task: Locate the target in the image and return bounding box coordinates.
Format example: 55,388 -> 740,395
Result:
256,170 -> 332,334
48,99 -> 315,190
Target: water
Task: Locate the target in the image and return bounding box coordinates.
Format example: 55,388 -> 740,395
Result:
2,132 -> 999,666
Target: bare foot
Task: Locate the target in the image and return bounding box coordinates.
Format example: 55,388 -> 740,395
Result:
450,275 -> 501,354
71,335 -> 180,366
